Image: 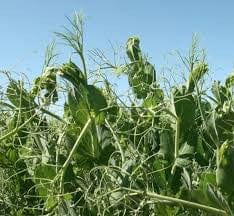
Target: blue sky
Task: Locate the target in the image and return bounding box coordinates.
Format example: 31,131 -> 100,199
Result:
1,0 -> 234,85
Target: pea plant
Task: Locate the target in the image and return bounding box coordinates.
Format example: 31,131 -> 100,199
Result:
0,13 -> 234,215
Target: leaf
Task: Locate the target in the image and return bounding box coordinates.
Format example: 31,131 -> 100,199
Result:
191,189 -> 210,206
153,159 -> 167,190
225,72 -> 234,88
126,36 -> 141,62
173,157 -> 191,169
58,60 -> 86,88
158,128 -> 174,161
65,121 -> 101,168
128,61 -> 156,99
86,85 -> 107,124
143,87 -> 164,108
199,172 -> 216,192
211,81 -> 230,105
207,109 -> 234,145
6,148 -> 19,163
172,86 -> 196,130
0,151 -> 10,167
66,84 -> 107,125
109,191 -> 125,206
216,140 -> 234,193
187,63 -> 208,93
31,67 -> 58,105
33,164 -> 56,198
45,195 -> 57,211
181,168 -> 192,190
126,37 -> 157,99
96,126 -> 115,165
6,80 -> 35,108
67,88 -> 90,126
206,184 -> 232,214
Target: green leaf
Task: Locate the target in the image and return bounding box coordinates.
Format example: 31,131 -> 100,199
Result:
58,60 -> 86,88
128,61 -> 156,99
65,121 -> 101,168
33,164 -> 56,197
31,67 -> 58,104
211,81 -> 230,105
187,63 -> 208,93
45,195 -> 57,210
6,80 -> 35,108
216,140 -> 234,193
172,86 -> 197,161
158,128 -> 174,160
225,72 -> 234,88
207,110 -> 234,145
126,36 -> 141,62
143,88 -> 164,108
67,88 -> 90,126
172,86 -> 196,129
153,159 -> 167,190
206,184 -> 232,214
6,148 -> 19,163
87,85 -> 107,124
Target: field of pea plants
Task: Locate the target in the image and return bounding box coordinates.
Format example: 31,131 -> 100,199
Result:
0,14 -> 234,215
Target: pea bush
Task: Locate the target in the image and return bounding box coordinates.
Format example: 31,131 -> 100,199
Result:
0,14 -> 234,215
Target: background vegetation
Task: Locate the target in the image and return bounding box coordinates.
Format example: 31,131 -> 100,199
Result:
0,14 -> 234,215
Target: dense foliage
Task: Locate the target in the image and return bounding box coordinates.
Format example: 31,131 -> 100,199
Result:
0,14 -> 234,215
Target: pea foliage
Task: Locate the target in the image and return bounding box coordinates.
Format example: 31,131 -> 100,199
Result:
0,14 -> 234,215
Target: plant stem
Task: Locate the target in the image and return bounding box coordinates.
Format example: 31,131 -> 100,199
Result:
59,118 -> 91,193
40,107 -> 66,123
174,117 -> 181,159
0,110 -> 39,142
105,119 -> 125,165
80,53 -> 87,82
122,187 -> 227,215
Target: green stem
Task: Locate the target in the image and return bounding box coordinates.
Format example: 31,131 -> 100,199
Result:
80,53 -> 87,82
0,110 -> 39,142
175,118 -> 181,159
59,118 -> 91,193
39,107 -> 66,123
105,119 -> 125,165
0,104 -> 66,142
194,82 -> 219,147
122,187 -> 227,215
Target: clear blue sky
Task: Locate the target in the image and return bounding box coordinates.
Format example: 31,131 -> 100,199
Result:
1,0 -> 234,84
